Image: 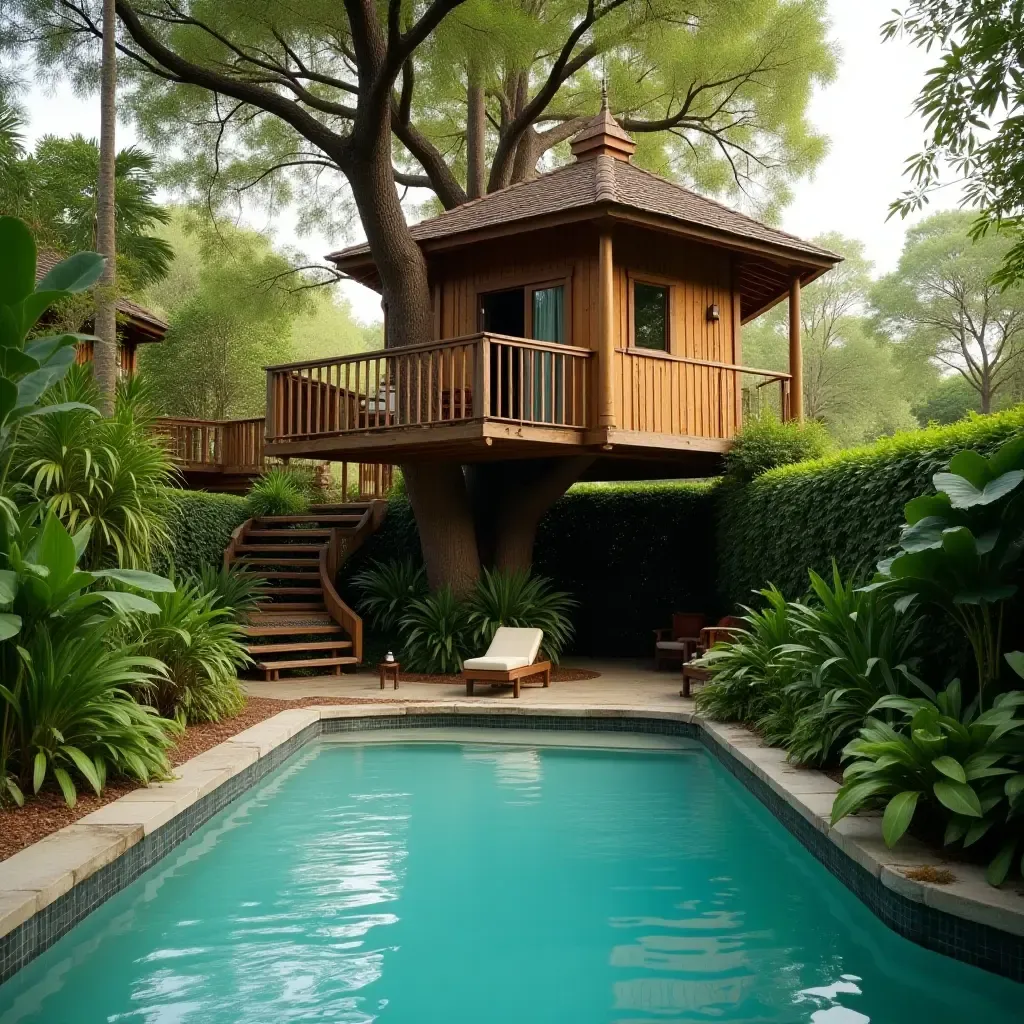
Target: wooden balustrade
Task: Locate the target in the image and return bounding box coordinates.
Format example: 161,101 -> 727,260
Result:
265,333 -> 593,441
154,417 -> 265,472
614,349 -> 792,439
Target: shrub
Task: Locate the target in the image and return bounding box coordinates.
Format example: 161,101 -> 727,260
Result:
246,467 -> 311,519
119,574 -> 250,724
195,563 -> 266,619
156,489 -> 249,577
350,557 -> 428,633
399,587 -> 467,674
723,411 -> 832,482
11,364 -> 175,568
465,568 -> 576,663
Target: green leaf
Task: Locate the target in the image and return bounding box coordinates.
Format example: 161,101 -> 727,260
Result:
0,217 -> 37,306
1006,652 -> 1024,681
987,840 -> 1017,887
53,767 -> 77,808
32,750 -> 47,794
882,791 -> 920,847
900,516 -> 947,552
96,591 -> 162,616
963,818 -> 994,848
32,512 -> 77,591
904,493 -> 952,524
0,569 -> 16,604
932,756 -> 967,784
35,251 -> 104,294
933,780 -> 983,818
0,612 -> 22,640
948,450 -> 992,489
93,568 -> 176,593
63,746 -> 103,796
25,333 -> 89,364
830,778 -> 891,824
934,469 -> 1024,509
944,816 -> 970,845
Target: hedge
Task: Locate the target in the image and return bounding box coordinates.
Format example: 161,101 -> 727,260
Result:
717,406 -> 1024,604
153,489 -> 250,578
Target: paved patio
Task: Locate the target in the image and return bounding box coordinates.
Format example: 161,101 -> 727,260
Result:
244,657 -> 691,710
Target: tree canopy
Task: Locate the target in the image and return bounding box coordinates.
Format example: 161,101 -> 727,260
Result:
872,210 -> 1024,413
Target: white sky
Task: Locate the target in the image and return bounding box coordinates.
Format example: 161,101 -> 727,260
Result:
20,0 -> 959,324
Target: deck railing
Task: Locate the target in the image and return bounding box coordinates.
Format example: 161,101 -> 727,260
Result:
614,349 -> 792,440
154,417 -> 265,472
265,332 -> 593,442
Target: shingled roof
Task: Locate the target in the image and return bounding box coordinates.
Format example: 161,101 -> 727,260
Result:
35,250 -> 168,337
328,154 -> 839,268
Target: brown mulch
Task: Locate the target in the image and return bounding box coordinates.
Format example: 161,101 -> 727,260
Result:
0,696 -> 410,864
399,667 -> 601,685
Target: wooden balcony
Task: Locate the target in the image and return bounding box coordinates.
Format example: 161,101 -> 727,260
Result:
263,332 -> 791,477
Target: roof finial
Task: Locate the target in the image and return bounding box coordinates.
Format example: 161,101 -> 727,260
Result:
601,75 -> 609,114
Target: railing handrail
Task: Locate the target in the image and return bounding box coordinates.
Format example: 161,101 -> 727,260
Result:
264,332 -> 594,374
154,416 -> 265,427
615,347 -> 791,380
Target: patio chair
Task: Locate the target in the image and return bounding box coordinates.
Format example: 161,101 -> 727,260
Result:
463,626 -> 551,699
681,616 -> 746,698
654,612 -> 708,669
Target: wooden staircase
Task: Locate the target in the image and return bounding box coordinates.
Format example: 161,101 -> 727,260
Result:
224,501 -> 386,680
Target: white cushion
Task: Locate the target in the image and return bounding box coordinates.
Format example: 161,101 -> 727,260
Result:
656,641 -> 691,652
463,656 -> 531,672
485,626 -> 543,663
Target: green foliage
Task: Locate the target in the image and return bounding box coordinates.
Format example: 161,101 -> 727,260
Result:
118,572 -> 250,724
832,681 -> 1024,885
465,568 -> 576,664
717,406 -> 1024,607
194,564 -> 265,621
157,489 -> 249,578
350,557 -> 428,633
9,364 -> 175,568
866,432 -> 1024,702
399,587 -> 467,675
723,412 -> 832,482
246,467 -> 310,519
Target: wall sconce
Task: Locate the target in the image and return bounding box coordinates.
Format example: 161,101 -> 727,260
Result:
707,303 -> 720,322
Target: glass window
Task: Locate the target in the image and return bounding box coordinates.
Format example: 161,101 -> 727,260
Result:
634,282 -> 668,350
531,285 -> 564,343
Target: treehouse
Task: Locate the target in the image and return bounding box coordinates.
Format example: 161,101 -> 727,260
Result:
263,106 -> 840,480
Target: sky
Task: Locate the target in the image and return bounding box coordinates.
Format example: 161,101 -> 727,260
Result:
19,0 -> 959,325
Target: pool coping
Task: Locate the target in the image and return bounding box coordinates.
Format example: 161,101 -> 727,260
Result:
1,701 -> 1023,985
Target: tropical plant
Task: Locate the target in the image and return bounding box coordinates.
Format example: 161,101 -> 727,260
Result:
782,565 -> 924,766
695,585 -> 794,724
246,467 -> 310,519
118,573 -> 250,724
464,568 -> 576,664
832,679 -> 1024,886
400,587 -> 468,675
195,563 -> 265,620
351,557 -> 428,633
10,364 -> 175,568
0,511 -> 177,805
865,433 -> 1024,704
723,411 -> 832,483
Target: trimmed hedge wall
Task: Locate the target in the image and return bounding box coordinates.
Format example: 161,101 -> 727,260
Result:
717,407 -> 1024,604
153,489 -> 250,578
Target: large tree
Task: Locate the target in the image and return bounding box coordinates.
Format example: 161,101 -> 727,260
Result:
873,210 -> 1024,413
743,233 -> 917,445
3,0 -> 834,591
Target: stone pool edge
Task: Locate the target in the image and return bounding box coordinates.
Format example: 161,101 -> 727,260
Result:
0,701 -> 1022,985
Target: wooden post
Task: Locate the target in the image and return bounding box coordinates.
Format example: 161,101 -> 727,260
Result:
788,275 -> 803,422
598,228 -> 615,428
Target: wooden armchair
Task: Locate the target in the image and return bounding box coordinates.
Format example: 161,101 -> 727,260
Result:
654,612 -> 708,670
681,616 -> 746,698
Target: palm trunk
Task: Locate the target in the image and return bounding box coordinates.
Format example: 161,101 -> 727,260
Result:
93,0 -> 119,414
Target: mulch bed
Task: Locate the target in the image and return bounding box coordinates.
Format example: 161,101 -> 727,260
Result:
0,696 -> 409,864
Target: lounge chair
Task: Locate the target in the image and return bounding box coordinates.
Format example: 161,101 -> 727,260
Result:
463,626 -> 551,699
654,612 -> 708,669
681,616 -> 746,698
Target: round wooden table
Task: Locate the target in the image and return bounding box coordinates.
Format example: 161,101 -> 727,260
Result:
379,661 -> 400,690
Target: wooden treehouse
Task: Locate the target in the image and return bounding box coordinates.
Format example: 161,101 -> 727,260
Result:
263,106 -> 840,479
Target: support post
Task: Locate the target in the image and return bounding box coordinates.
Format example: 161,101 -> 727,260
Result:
598,228 -> 616,428
788,275 -> 804,422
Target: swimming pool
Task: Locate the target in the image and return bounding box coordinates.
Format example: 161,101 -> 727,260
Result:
0,729 -> 1019,1022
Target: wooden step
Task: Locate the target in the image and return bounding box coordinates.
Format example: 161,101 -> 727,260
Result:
245,639 -> 353,655
236,544 -> 324,553
243,623 -> 343,637
257,655 -> 359,673
256,586 -> 323,596
245,530 -> 333,539
263,602 -> 326,611
235,556 -> 319,566
252,570 -> 319,580
255,515 -> 362,525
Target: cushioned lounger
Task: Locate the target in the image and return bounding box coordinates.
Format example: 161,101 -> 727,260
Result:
463,626 -> 551,698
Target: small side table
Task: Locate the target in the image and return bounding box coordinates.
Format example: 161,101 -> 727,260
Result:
379,661 -> 400,690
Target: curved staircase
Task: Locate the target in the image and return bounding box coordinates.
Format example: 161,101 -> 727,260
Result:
224,501 -> 386,680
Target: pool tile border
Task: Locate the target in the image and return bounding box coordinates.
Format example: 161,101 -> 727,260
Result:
2,702 -> 1024,986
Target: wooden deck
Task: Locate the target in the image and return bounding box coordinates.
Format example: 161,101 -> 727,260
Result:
263,332 -> 790,475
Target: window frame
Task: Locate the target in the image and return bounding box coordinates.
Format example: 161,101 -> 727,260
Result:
627,272 -> 673,353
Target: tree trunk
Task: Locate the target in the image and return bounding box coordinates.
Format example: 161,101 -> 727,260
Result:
466,62 -> 486,199
980,372 -> 992,413
93,0 -> 119,415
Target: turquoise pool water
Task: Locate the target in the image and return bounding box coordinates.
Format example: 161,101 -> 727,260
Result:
0,732 -> 1020,1022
